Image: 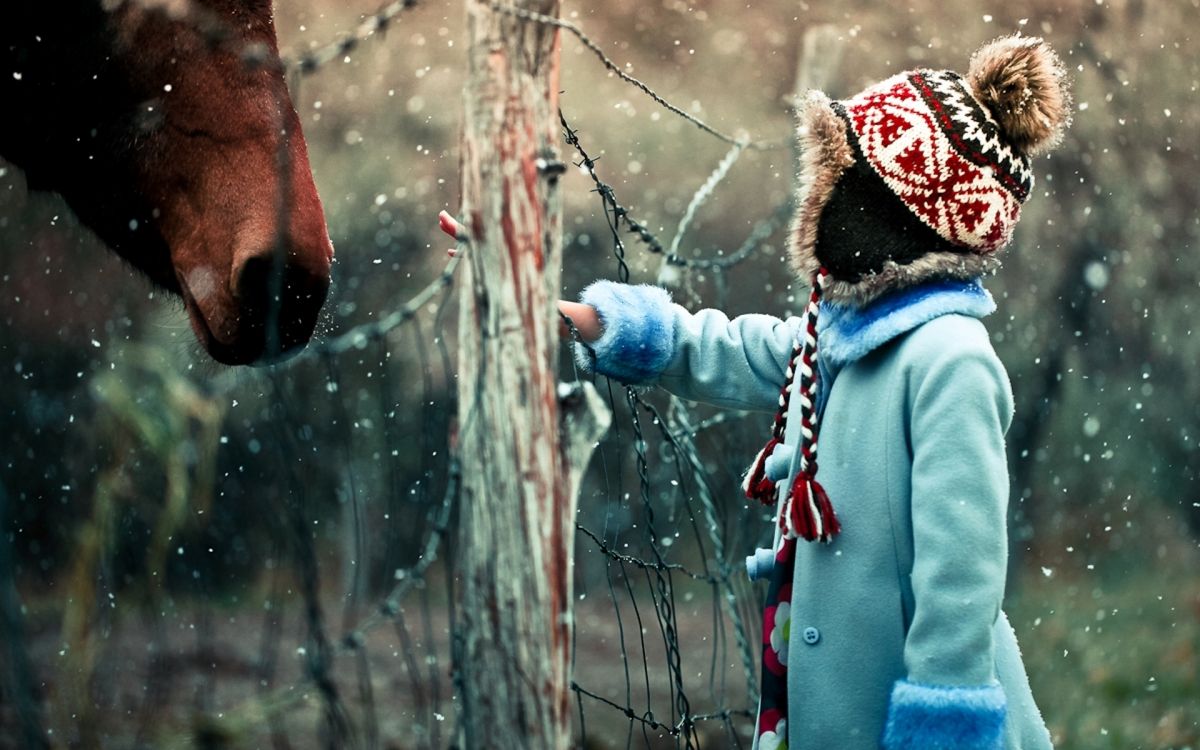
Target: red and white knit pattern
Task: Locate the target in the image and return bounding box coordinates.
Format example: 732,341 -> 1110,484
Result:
917,70 -> 1035,196
841,71 -> 1032,252
794,276 -> 821,477
785,269 -> 832,541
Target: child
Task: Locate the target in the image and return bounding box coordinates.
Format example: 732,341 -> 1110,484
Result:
442,35 -> 1069,750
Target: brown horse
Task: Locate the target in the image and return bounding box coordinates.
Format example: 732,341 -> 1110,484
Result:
1,0 -> 333,365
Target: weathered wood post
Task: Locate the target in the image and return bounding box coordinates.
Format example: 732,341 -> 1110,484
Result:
454,1 -> 606,746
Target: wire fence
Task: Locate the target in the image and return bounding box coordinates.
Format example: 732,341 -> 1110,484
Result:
559,108 -> 780,746
1,2 -> 801,747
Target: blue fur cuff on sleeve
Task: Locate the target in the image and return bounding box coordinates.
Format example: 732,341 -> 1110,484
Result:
883,680 -> 1006,750
575,280 -> 676,384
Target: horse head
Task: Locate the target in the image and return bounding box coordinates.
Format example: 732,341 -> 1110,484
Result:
1,0 -> 333,365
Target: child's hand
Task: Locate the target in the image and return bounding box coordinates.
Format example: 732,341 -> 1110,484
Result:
435,211 -> 602,342
559,301 -> 603,343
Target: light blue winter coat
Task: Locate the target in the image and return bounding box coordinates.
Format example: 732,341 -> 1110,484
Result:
577,278 -> 1053,750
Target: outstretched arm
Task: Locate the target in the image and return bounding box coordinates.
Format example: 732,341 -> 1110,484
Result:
439,212 -> 799,411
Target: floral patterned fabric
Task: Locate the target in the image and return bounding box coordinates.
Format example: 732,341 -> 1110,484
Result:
756,537 -> 797,747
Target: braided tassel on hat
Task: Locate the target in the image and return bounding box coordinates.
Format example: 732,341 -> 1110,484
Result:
743,268 -> 840,543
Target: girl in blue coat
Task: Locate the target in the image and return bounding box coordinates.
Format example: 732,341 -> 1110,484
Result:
557,36 -> 1072,749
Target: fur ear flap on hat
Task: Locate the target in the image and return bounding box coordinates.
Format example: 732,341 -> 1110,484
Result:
787,90 -> 856,283
967,35 -> 1072,156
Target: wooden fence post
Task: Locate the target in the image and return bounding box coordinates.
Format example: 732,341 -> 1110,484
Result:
454,1 -> 606,746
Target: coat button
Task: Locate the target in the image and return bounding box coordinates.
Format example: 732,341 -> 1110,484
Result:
802,626 -> 821,645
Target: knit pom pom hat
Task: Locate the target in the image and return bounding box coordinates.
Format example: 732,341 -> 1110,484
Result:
745,36 -> 1071,543
790,35 -> 1072,305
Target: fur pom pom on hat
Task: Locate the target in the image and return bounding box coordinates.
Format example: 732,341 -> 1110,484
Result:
967,36 -> 1072,156
789,35 -> 1072,306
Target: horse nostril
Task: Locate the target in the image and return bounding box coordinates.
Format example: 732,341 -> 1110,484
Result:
233,253 -> 330,359
233,255 -> 275,313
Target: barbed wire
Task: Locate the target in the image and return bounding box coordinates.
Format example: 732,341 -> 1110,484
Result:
12,1 -> 798,746
575,524 -> 716,583
563,305 -> 750,748
345,458 -> 459,644
121,0 -> 424,78
126,0 -> 785,159
265,368 -> 356,748
286,0 -> 422,75
309,250 -> 463,358
653,395 -> 762,706
570,682 -> 753,739
555,70 -> 790,741
197,66 -> 778,739
495,3 -> 786,150
556,66 -> 791,740
561,110 -> 787,278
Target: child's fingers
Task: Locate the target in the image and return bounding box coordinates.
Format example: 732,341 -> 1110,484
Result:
438,210 -> 463,240
446,247 -> 458,258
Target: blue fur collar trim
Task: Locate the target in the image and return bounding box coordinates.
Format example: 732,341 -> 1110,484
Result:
817,278 -> 995,370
